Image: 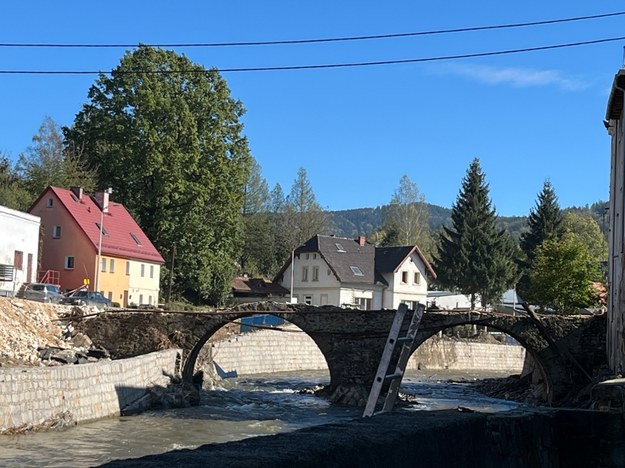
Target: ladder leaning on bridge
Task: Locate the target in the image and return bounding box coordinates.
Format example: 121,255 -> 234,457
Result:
363,303 -> 425,417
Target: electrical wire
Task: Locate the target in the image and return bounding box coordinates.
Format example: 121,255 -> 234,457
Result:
0,11 -> 623,48
0,35 -> 623,75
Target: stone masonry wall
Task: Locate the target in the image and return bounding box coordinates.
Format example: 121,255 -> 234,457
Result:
210,326 -> 526,376
0,349 -> 180,433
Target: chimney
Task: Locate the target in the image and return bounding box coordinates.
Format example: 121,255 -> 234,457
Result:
94,189 -> 112,213
70,186 -> 83,200
358,235 -> 366,246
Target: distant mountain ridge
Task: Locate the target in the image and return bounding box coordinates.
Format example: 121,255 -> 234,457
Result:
328,201 -> 608,242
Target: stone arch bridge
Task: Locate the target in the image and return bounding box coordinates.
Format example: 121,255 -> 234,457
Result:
76,302 -> 606,406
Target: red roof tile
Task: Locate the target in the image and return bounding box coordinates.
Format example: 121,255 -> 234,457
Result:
45,186 -> 164,264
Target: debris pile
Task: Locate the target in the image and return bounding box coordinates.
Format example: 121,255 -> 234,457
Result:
0,297 -> 109,367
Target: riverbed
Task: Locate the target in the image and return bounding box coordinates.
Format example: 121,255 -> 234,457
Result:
0,369 -> 522,467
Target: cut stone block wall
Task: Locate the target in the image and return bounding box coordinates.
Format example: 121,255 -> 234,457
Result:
0,349 -> 180,432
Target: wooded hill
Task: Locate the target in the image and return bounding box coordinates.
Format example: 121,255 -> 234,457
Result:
329,201 -> 609,242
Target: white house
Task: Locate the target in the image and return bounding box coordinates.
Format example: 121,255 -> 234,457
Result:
274,235 -> 436,310
0,205 -> 41,297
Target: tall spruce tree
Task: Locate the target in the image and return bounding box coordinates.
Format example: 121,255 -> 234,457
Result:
287,167 -> 328,247
517,180 -> 564,299
434,159 -> 517,308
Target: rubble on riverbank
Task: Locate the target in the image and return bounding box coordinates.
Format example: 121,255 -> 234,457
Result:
0,297 -> 110,367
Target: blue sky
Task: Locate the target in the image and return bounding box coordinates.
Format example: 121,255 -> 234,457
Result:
1,1 -> 623,216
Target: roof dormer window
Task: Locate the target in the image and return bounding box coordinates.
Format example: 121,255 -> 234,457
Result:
130,232 -> 142,246
335,243 -> 346,252
96,223 -> 109,236
350,266 -> 364,276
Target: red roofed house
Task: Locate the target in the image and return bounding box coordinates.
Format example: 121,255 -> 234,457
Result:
29,186 -> 164,307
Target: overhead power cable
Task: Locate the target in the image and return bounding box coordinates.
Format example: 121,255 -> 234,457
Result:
0,35 -> 623,75
0,11 -> 624,48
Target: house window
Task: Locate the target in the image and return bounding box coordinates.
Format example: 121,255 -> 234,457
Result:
305,253 -> 309,260
52,226 -> 61,238
335,243 -> 346,252
327,268 -> 331,276
302,266 -> 308,282
46,198 -> 54,208
304,295 -> 313,305
312,266 -> 319,282
96,223 -> 109,236
130,232 -> 142,246
109,259 -> 115,273
13,250 -> 23,270
350,266 -> 364,276
150,265 -> 154,279
313,253 -> 317,259
64,256 -> 75,270
141,264 -> 145,277
401,271 -> 408,284
108,291 -> 113,301
126,261 -> 130,275
355,297 -> 372,310
101,258 -> 107,272
413,272 -> 421,285
139,294 -> 144,304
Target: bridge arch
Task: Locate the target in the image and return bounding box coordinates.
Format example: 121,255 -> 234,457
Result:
182,311 -> 331,383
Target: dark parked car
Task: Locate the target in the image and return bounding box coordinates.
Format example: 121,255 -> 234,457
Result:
18,283 -> 64,303
61,290 -> 111,309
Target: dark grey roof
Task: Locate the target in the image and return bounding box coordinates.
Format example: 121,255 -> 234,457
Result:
375,246 -> 414,273
273,235 -> 436,285
296,235 -> 376,284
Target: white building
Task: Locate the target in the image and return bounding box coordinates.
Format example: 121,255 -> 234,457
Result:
0,205 -> 40,296
274,235 -> 435,310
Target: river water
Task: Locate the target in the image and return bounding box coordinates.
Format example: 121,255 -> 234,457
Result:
0,369 -> 522,467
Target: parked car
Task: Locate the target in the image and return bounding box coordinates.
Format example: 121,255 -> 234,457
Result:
18,283 -> 64,304
61,290 -> 111,309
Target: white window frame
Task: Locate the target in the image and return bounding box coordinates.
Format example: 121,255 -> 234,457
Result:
312,266 -> 319,282
52,226 -> 61,239
109,259 -> 115,273
141,264 -> 145,277
302,266 -> 309,282
126,261 -> 130,276
101,258 -> 107,272
150,265 -> 154,279
64,256 -> 75,270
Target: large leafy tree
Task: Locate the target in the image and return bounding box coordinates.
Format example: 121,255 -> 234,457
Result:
65,46 -> 251,304
434,159 -> 517,308
518,180 -> 564,298
525,235 -> 600,313
17,116 -> 95,201
378,175 -> 431,254
562,212 -> 608,267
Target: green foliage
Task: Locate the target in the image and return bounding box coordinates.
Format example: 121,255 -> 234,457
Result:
377,175 -> 432,255
434,159 -> 517,308
286,167 -> 328,247
64,46 -> 251,305
0,155 -> 31,210
562,212 -> 608,265
240,159 -> 275,276
525,235 -> 601,313
517,180 -> 564,299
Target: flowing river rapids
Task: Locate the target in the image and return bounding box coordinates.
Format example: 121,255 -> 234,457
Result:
0,369 -> 522,467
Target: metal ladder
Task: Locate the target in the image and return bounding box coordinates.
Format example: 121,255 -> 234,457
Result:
363,303 -> 425,417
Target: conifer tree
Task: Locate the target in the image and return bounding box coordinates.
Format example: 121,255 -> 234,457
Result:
517,180 -> 564,298
434,159 -> 517,308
